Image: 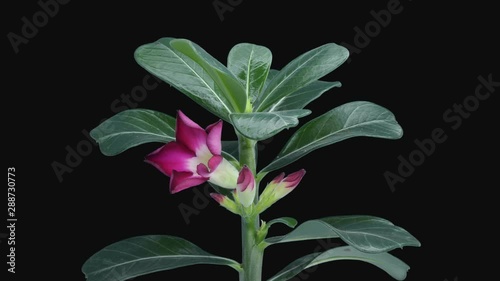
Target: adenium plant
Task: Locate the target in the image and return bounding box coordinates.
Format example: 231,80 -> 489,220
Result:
82,37 -> 420,281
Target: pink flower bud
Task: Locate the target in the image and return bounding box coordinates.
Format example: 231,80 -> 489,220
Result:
210,193 -> 239,215
236,166 -> 256,207
257,169 -> 306,213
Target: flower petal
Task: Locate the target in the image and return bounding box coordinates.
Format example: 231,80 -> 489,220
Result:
196,163 -> 210,177
208,155 -> 223,171
271,172 -> 285,184
237,166 -> 255,192
208,158 -> 239,190
283,169 -> 306,188
170,171 -> 208,193
206,120 -> 223,155
210,193 -> 225,204
196,156 -> 223,178
145,142 -> 195,176
236,166 -> 256,207
176,110 -> 208,153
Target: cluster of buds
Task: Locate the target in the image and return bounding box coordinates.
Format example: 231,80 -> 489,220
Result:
210,168 -> 306,216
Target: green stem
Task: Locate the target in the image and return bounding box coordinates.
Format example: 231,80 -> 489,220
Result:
238,135 -> 257,174
238,135 -> 263,281
240,217 -> 263,281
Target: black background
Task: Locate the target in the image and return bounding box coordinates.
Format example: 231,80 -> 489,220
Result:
4,1 -> 498,280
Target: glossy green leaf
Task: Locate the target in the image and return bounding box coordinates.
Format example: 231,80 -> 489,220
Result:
269,80 -> 341,111
230,109 -> 311,141
266,216 -> 421,253
227,43 -> 272,103
255,43 -> 349,111
90,109 -> 175,156
263,69 -> 279,89
262,101 -> 403,173
82,235 -> 240,281
221,140 -> 239,161
134,37 -> 234,121
267,246 -> 410,281
265,220 -> 340,245
170,39 -> 247,113
267,217 -> 298,229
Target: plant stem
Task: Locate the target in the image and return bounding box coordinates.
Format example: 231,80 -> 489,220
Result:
238,135 -> 257,174
240,217 -> 263,281
238,135 -> 263,281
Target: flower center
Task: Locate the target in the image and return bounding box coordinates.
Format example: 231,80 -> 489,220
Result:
188,145 -> 213,174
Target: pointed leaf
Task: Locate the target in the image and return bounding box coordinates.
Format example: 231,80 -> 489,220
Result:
82,235 -> 240,281
256,43 -> 348,111
134,37 -> 234,121
266,215 -> 421,253
170,39 -> 247,113
90,109 -> 175,156
230,109 -> 311,141
267,246 -> 410,281
270,80 -> 341,111
262,101 -> 403,173
227,43 -> 272,102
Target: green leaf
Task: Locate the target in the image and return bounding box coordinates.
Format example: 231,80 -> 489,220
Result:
267,246 -> 410,281
270,80 -> 341,111
170,38 -> 247,113
255,43 -> 349,111
262,101 -> 403,173
265,220 -> 340,245
90,109 -> 175,156
227,43 -> 272,103
221,140 -> 239,160
134,37 -> 234,121
267,217 -> 298,229
263,69 -> 279,89
266,215 -> 421,253
230,109 -> 311,141
82,235 -> 240,281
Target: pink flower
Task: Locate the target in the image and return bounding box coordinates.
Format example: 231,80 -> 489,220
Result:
145,111 -> 239,193
257,169 -> 306,213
